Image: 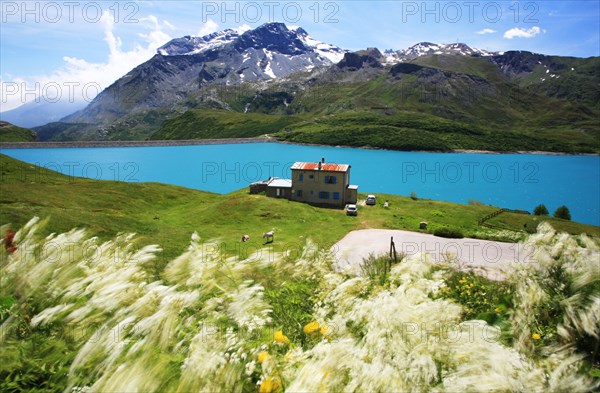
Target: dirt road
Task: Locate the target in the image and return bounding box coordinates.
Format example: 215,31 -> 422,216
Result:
331,229 -> 535,280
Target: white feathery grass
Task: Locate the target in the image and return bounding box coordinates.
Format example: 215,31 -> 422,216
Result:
505,221 -> 600,356
1,218 -> 88,300
226,281 -> 272,331
2,218 -> 597,392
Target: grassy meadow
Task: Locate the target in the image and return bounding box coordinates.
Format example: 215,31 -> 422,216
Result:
1,154 -> 597,265
0,121 -> 37,143
1,154 -> 599,391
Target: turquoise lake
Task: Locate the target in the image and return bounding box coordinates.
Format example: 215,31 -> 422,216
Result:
2,142 -> 599,226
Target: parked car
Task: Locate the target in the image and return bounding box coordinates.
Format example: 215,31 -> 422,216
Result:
366,195 -> 377,205
346,204 -> 358,216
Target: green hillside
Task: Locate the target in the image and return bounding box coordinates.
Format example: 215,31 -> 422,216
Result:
36,51 -> 600,154
151,110 -> 303,140
0,121 -> 37,142
1,154 -> 597,265
274,111 -> 599,152
151,55 -> 599,153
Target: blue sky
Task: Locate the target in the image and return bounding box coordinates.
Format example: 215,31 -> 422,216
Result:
1,1 -> 598,111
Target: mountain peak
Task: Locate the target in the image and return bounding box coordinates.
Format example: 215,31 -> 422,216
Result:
158,29 -> 240,56
382,42 -> 497,63
234,22 -> 309,55
157,23 -> 345,63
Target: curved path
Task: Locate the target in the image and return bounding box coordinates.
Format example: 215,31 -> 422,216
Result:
331,229 -> 535,280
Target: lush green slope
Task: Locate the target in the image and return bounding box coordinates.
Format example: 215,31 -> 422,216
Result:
150,110 -> 304,140
152,55 -> 599,152
273,111 -> 600,153
0,121 -> 37,142
1,154 -> 597,265
35,109 -> 173,141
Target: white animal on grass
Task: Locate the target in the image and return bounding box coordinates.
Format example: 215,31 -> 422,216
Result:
262,230 -> 274,243
241,235 -> 250,242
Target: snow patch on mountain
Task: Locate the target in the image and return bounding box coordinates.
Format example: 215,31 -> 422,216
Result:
158,29 -> 240,56
158,23 -> 346,66
383,42 -> 498,64
291,26 -> 347,63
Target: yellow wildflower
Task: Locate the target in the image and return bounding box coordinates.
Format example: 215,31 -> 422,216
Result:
259,377 -> 273,393
259,377 -> 280,393
494,307 -> 502,313
274,330 -> 289,344
532,333 -> 541,340
258,351 -> 269,364
304,321 -> 320,334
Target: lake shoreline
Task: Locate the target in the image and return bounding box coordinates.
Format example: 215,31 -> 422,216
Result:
1,137 -> 598,156
0,137 -> 272,149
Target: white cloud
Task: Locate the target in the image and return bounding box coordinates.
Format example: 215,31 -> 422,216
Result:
236,24 -> 252,33
503,26 -> 543,39
197,19 -> 218,36
477,28 -> 497,35
1,12 -> 172,112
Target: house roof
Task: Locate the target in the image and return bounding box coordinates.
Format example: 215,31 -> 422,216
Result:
291,162 -> 350,172
267,178 -> 292,188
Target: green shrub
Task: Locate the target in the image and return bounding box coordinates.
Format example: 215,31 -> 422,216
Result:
433,227 -> 464,239
533,204 -> 549,216
468,199 -> 485,206
360,253 -> 405,286
553,205 -> 571,220
361,254 -> 392,286
524,220 -> 540,234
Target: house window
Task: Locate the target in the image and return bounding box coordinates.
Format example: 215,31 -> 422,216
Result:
333,192 -> 340,200
309,174 -> 314,179
319,191 -> 330,199
296,190 -> 303,197
324,175 -> 337,184
299,173 -> 303,182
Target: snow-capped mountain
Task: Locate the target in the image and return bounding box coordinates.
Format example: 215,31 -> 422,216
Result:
158,25 -> 346,65
64,22 -> 346,125
383,42 -> 498,64
155,22 -> 346,81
